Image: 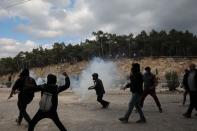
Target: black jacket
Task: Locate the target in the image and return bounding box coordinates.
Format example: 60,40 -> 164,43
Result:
36,77 -> 70,112
93,78 -> 105,95
12,76 -> 36,100
182,72 -> 189,90
127,72 -> 143,94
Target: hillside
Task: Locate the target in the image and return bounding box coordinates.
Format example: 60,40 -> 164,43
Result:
1,57 -> 197,88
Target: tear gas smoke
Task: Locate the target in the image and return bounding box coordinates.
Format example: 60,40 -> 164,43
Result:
71,57 -> 122,101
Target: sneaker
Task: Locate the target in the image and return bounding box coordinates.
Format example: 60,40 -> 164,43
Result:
119,117 -> 128,123
136,118 -> 146,123
183,113 -> 191,118
102,102 -> 110,109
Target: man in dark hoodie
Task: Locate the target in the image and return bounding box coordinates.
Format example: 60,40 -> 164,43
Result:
28,72 -> 70,131
88,73 -> 110,108
8,68 -> 37,125
119,63 -> 146,123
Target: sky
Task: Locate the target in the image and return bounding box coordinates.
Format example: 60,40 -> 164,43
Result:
0,0 -> 197,58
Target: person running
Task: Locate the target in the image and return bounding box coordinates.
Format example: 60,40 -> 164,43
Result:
28,72 -> 70,131
181,69 -> 190,106
140,66 -> 162,113
8,68 -> 37,125
88,73 -> 110,109
119,63 -> 146,123
183,64 -> 197,118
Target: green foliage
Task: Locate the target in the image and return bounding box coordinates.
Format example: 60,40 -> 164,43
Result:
165,71 -> 180,91
0,29 -> 197,75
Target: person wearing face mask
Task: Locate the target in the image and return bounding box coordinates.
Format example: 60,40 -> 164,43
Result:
88,73 -> 110,108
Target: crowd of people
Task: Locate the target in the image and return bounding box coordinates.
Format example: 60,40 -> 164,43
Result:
7,62 -> 197,130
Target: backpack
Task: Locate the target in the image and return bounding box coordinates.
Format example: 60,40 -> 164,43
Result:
23,77 -> 37,91
39,92 -> 53,112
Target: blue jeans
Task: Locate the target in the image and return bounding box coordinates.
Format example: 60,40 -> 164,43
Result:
124,93 -> 145,120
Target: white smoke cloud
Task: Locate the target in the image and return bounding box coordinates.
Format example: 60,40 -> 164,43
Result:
71,57 -> 121,100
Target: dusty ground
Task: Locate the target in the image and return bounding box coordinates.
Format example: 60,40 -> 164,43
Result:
0,88 -> 197,131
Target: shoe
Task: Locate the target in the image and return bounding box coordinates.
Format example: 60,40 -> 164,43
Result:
105,102 -> 110,108
102,102 -> 110,109
183,113 -> 191,118
159,108 -> 163,113
119,117 -> 128,123
16,118 -> 21,125
136,118 -> 146,123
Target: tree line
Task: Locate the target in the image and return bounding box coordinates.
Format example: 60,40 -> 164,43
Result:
0,29 -> 197,75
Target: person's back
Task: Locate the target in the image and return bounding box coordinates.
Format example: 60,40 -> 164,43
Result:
141,66 -> 162,112
8,68 -> 36,125
184,64 -> 197,118
28,73 -> 70,131
19,76 -> 36,99
188,69 -> 197,92
39,84 -> 58,112
129,72 -> 143,94
143,72 -> 155,90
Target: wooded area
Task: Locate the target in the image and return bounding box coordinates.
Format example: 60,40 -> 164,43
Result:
0,29 -> 197,75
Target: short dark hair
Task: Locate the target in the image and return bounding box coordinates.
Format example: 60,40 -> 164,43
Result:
47,74 -> 57,84
92,73 -> 98,78
145,66 -> 151,71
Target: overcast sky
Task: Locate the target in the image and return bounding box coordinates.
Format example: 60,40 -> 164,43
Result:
0,0 -> 196,58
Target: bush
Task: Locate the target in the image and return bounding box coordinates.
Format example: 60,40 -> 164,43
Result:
165,71 -> 180,91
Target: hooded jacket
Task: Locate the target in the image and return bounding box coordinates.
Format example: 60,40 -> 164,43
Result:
36,76 -> 70,112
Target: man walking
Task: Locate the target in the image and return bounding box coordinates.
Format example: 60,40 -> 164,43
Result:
183,64 -> 197,118
8,68 -> 36,125
119,63 -> 146,123
140,66 -> 162,113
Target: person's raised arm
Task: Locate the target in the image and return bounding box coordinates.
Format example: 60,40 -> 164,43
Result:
58,72 -> 70,93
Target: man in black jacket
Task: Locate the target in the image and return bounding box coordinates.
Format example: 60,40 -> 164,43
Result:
183,64 -> 197,118
119,63 -> 146,123
8,68 -> 36,125
88,73 -> 110,108
28,72 -> 70,131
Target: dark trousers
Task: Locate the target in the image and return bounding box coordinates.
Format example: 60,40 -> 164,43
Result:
97,94 -> 109,107
17,96 -> 33,124
28,110 -> 67,131
140,89 -> 161,109
186,91 -> 197,115
183,90 -> 189,105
